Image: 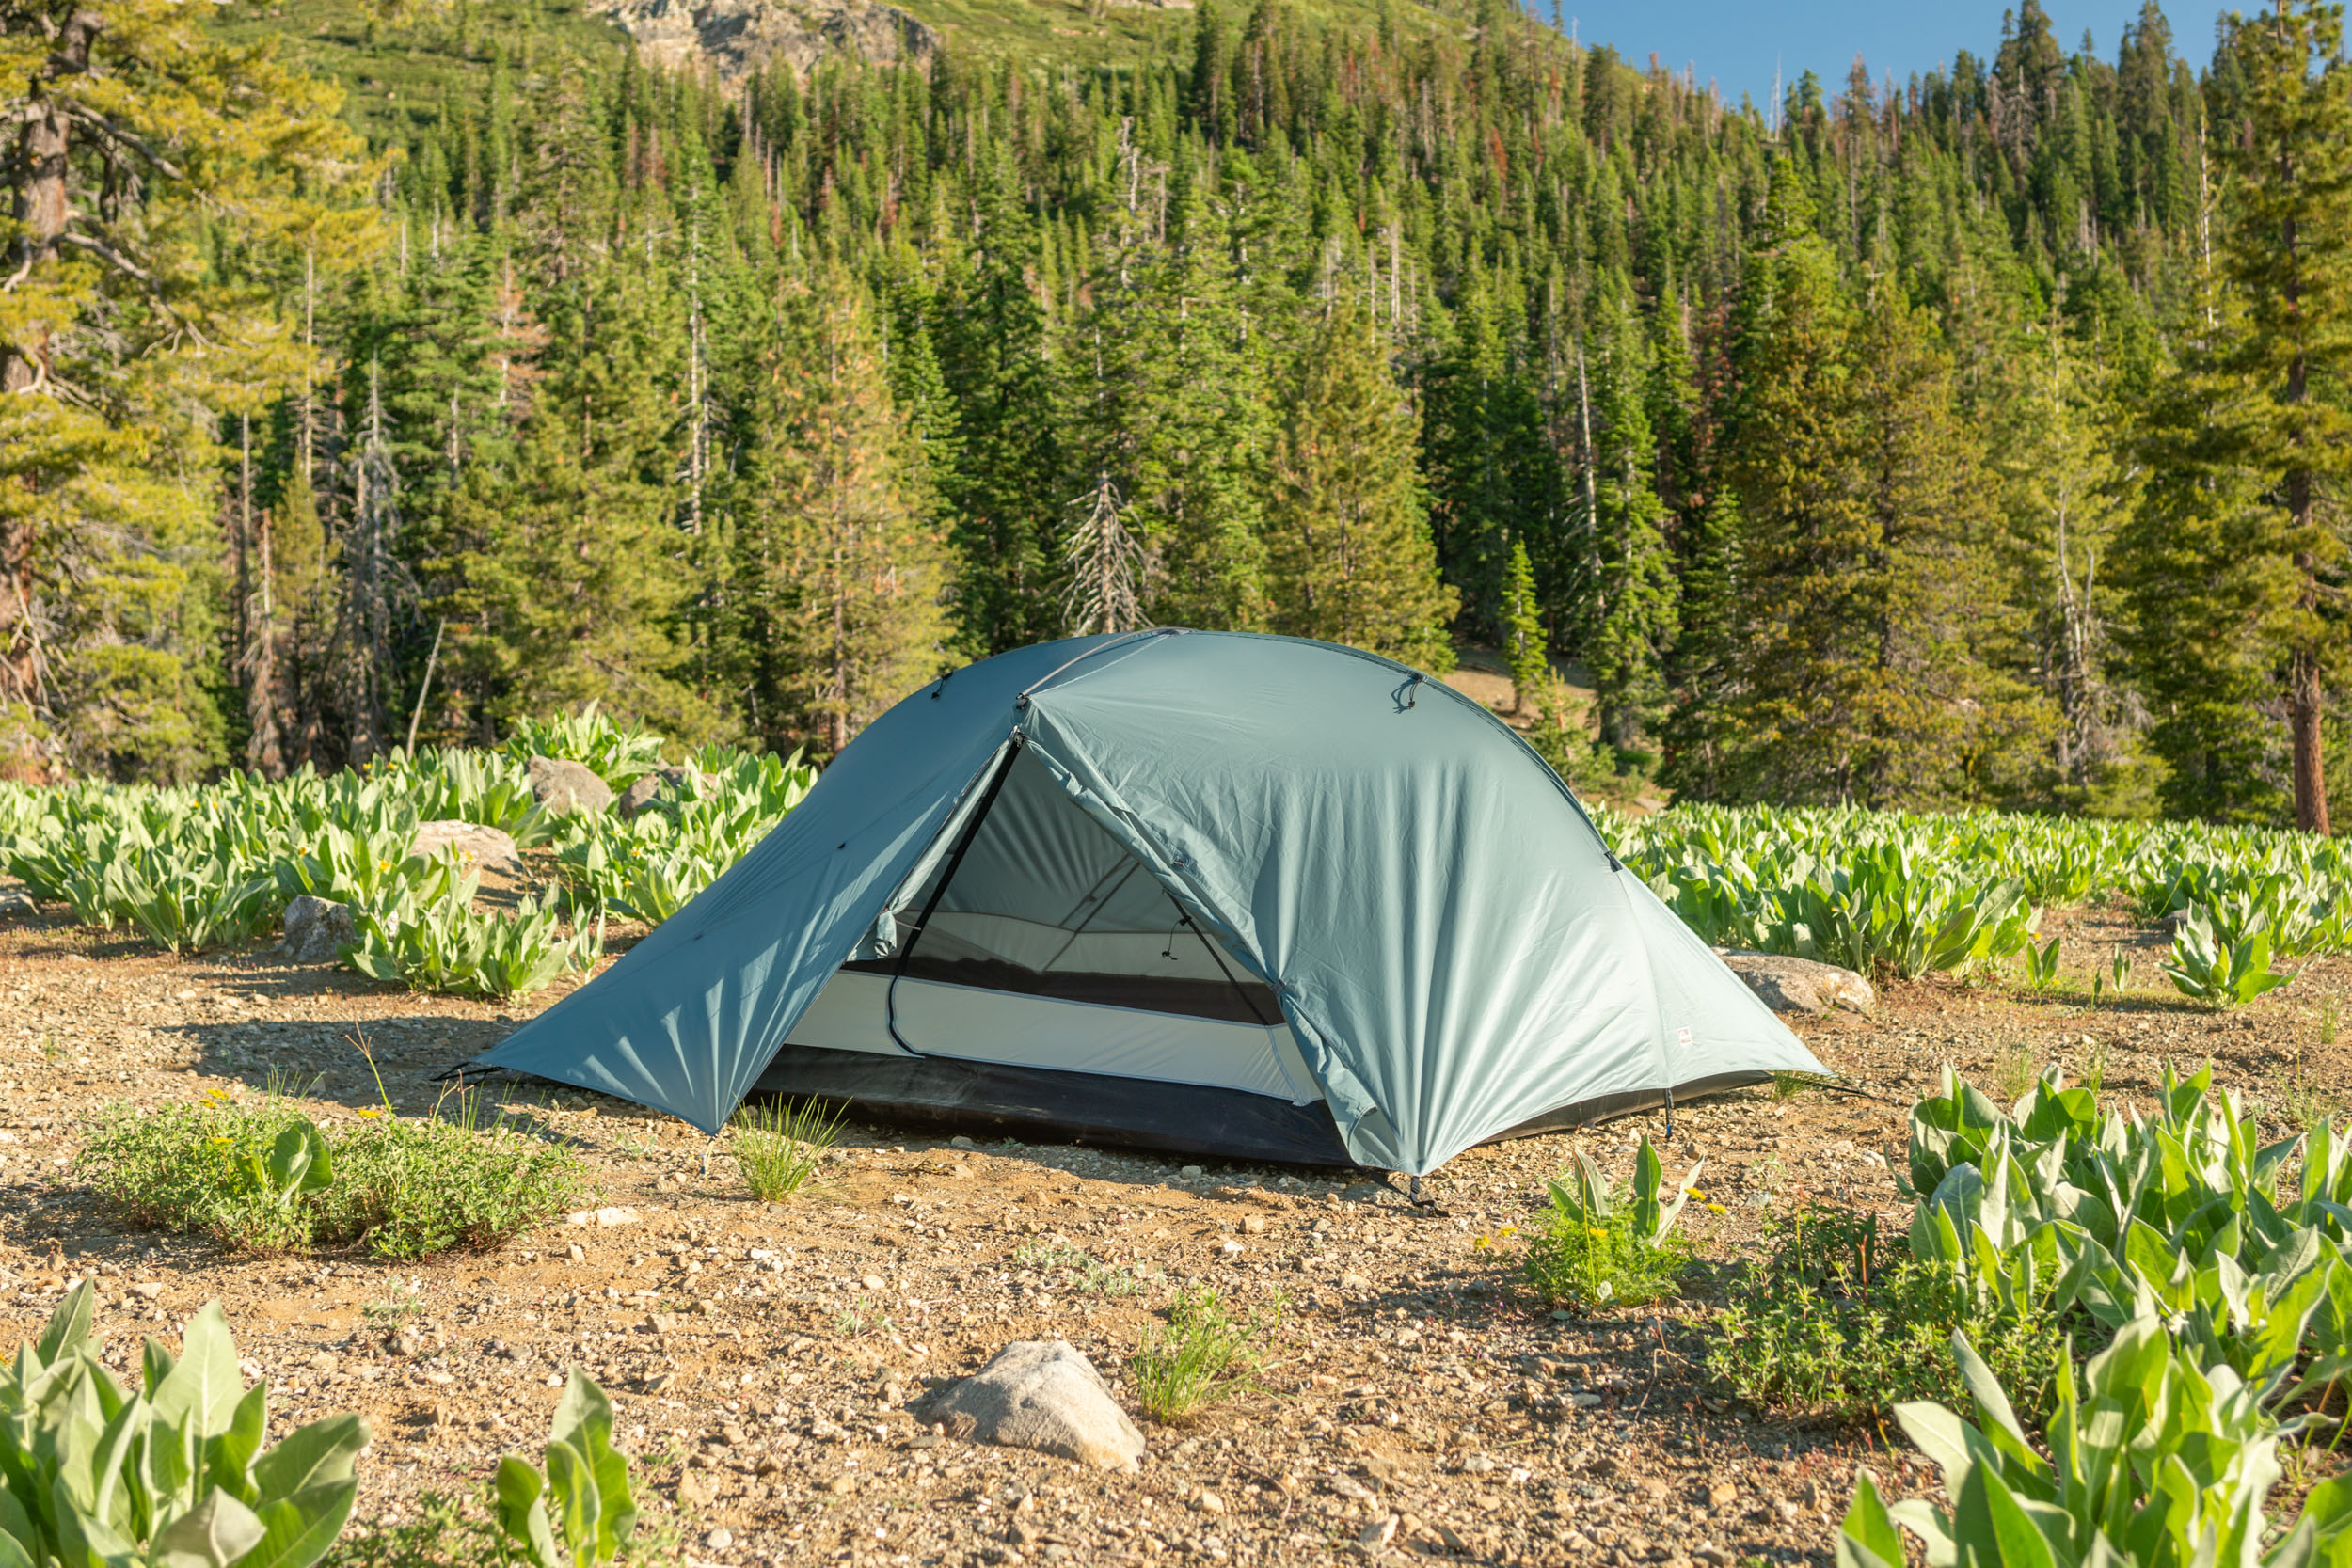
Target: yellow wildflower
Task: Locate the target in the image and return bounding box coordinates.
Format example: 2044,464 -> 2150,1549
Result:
358,1107 -> 383,1119
1705,1203 -> 1727,1215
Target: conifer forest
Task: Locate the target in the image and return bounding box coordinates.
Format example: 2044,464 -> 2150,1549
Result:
4,0 -> 2351,832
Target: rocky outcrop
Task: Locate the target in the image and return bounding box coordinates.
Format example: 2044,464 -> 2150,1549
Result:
1714,950 -> 1876,1015
920,1340 -> 1146,1471
587,0 -> 939,82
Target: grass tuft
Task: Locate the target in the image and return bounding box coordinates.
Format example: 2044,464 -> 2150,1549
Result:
1127,1285 -> 1280,1424
730,1097 -> 845,1202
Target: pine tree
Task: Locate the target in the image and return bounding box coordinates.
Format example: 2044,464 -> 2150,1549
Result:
1265,298 -> 1457,669
0,0 -> 362,777
2213,0 -> 2352,832
1060,474 -> 1149,636
1585,290 -> 1678,757
1500,537 -> 1546,715
735,272 -> 950,754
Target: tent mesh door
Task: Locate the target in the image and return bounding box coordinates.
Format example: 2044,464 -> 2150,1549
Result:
844,749 -> 1279,1025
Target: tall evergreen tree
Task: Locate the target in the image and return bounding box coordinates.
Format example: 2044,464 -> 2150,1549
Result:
2212,0 -> 2352,832
1265,298 -> 1457,669
734,272 -> 950,755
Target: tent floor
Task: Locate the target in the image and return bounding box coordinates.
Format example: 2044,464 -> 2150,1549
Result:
748,1044 -> 1355,1165
746,1051 -> 1779,1172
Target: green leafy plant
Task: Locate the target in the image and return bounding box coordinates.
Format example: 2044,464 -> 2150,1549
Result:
2023,933 -> 2061,990
503,705 -> 668,794
0,1284 -> 369,1568
80,1089 -> 587,1259
1836,1320 -> 2352,1568
728,1097 -> 844,1202
2163,904 -> 2294,1006
494,1373 -> 638,1568
1127,1286 -> 1281,1424
1521,1134 -> 1700,1307
343,893 -> 599,1000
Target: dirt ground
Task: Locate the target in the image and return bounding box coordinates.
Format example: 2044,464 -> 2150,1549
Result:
0,897 -> 2337,1568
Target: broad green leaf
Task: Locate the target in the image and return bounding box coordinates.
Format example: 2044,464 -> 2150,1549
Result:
494,1458 -> 561,1568
1836,1471 -> 1904,1568
151,1305 -> 245,1440
151,1489 -> 267,1568
248,1416 -> 367,1506
35,1284 -> 96,1369
237,1482 -> 358,1568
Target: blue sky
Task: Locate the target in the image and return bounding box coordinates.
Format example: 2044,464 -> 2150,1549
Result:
1555,1 -> 2198,109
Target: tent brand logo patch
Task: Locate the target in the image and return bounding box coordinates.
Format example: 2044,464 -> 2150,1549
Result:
1677,1026 -> 1692,1048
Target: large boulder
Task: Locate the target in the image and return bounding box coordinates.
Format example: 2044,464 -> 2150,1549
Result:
1714,950 -> 1875,1015
278,895 -> 358,963
526,755 -> 614,817
409,820 -> 524,877
919,1340 -> 1146,1472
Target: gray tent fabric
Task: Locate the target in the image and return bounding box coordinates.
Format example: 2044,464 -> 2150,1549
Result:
475,630 -> 1826,1174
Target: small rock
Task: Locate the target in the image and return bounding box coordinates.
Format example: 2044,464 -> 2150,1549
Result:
1338,1272 -> 1374,1293
277,895 -> 358,963
920,1339 -> 1147,1471
704,1528 -> 732,1551
527,755 -> 615,817
1180,1165 -> 1204,1179
1192,1489 -> 1224,1514
861,1273 -> 885,1291
309,1352 -> 339,1373
1358,1515 -> 1397,1549
409,820 -> 524,878
0,890 -> 35,919
951,1135 -> 977,1149
128,1281 -> 165,1300
619,767 -> 701,820
567,1243 -> 586,1262
1707,1481 -> 1739,1510
1712,949 -> 1875,1015
1217,1239 -> 1243,1256
1241,1215 -> 1266,1235
1639,1478 -> 1672,1504
565,1207 -> 640,1228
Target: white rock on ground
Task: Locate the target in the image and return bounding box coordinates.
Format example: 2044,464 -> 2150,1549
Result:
921,1339 -> 1146,1471
1713,949 -> 1875,1015
409,820 -> 524,876
278,895 -> 358,963
526,755 -> 613,816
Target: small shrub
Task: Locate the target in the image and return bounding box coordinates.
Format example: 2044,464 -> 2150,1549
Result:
730,1096 -> 844,1201
1521,1133 -> 1700,1308
1706,1200 -> 2066,1420
2,1284 -> 368,1568
1128,1285 -> 1281,1424
81,1088 -> 587,1259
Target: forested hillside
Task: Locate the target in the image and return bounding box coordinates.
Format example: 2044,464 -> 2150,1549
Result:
5,0 -> 2348,831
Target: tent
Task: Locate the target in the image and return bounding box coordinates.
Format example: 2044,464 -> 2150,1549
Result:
473,631 -> 1826,1175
